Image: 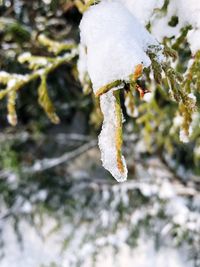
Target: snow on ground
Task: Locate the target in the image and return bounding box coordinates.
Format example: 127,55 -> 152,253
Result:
1,219 -> 192,267
0,148 -> 199,267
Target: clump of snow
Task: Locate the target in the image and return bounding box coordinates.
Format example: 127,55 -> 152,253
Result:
18,52 -> 32,62
77,44 -> 88,85
188,93 -> 196,103
151,0 -> 200,54
124,95 -> 138,118
143,92 -> 153,103
159,180 -> 175,199
176,0 -> 200,54
80,1 -> 160,92
188,29 -> 200,54
179,129 -> 189,143
151,0 -> 181,42
98,90 -> 127,182
177,0 -> 200,28
0,71 -> 10,79
7,79 -> 17,88
118,0 -> 164,25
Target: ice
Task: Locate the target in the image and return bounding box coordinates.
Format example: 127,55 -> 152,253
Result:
98,90 -> 127,182
80,1 -> 159,92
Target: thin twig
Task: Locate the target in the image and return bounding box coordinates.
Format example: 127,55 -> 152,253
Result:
25,139 -> 97,173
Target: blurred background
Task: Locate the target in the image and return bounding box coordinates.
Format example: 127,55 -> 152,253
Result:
0,0 -> 200,266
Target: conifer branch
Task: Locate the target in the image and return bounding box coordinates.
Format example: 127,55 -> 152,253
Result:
0,49 -> 78,125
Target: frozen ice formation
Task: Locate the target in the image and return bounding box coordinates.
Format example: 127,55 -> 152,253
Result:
98,90 -> 128,182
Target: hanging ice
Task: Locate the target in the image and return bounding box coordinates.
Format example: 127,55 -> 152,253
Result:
98,90 -> 128,182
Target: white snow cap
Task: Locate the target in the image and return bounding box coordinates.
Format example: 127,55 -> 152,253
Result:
80,1 -> 159,92
118,0 -> 164,25
151,0 -> 200,54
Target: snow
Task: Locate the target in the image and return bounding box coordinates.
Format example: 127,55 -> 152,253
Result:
179,129 -> 190,143
150,0 -> 200,54
1,220 -> 192,267
188,29 -> 200,54
177,0 -> 200,28
7,79 -> 17,88
80,1 -> 160,92
188,93 -> 197,102
18,52 -> 32,62
0,71 -> 10,79
143,92 -> 153,103
118,0 -> 164,25
77,44 -> 88,85
176,0 -> 200,54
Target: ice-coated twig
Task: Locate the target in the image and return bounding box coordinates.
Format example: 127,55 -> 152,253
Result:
98,90 -> 127,182
0,140 -> 97,178
24,140 -> 97,173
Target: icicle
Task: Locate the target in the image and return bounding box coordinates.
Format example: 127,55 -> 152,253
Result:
98,89 -> 127,182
